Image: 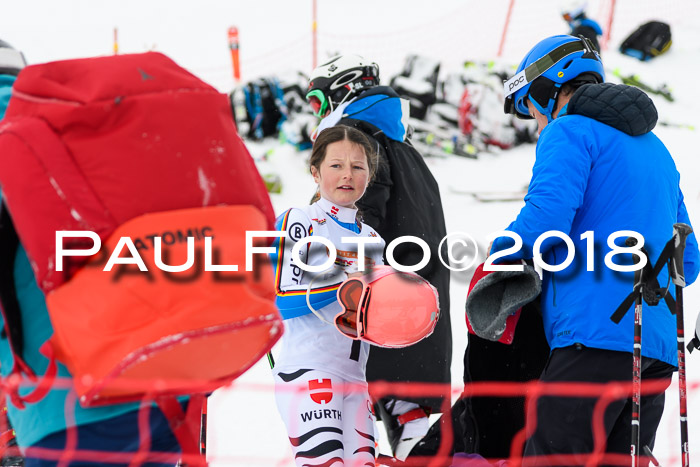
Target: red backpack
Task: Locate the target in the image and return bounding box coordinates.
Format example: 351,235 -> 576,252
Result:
0,53 -> 282,411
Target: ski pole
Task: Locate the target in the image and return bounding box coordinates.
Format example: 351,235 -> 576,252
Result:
200,396 -> 208,456
643,445 -> 661,467
669,223 -> 693,467
627,236 -> 645,467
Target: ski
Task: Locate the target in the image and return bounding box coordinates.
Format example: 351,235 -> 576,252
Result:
658,120 -> 696,131
612,69 -> 674,102
409,118 -> 481,159
410,135 -> 478,159
409,139 -> 449,159
449,186 -> 527,202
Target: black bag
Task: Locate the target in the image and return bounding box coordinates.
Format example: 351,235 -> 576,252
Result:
229,77 -> 287,140
619,21 -> 671,61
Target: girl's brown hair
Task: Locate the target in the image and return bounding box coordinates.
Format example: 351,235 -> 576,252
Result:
309,125 -> 379,204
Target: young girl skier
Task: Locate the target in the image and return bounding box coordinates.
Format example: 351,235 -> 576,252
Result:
271,125 -> 384,466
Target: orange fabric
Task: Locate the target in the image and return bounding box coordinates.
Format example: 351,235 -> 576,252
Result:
46,205 -> 282,406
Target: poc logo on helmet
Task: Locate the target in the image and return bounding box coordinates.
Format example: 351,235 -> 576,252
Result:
509,75 -> 525,91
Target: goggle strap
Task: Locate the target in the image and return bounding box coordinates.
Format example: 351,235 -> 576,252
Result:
334,86 -> 355,110
530,82 -> 562,123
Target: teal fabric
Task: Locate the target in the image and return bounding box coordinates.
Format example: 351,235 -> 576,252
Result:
0,74 -> 139,447
0,75 -> 15,119
0,248 -> 139,447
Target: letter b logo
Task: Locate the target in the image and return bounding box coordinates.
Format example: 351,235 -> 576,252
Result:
288,222 -> 307,242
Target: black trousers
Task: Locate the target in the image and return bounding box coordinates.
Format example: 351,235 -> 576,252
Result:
523,345 -> 674,467
465,300 -> 550,459
408,301 -> 549,462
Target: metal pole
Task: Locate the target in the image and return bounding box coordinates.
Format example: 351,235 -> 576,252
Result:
670,223 -> 693,467
603,0 -> 616,51
497,0 -> 516,57
628,237 -> 644,467
312,0 -> 318,69
228,26 -> 241,83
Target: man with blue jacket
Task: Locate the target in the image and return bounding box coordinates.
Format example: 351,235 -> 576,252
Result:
498,34 -> 699,465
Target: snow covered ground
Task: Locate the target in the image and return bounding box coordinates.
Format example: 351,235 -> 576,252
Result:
2,1 -> 699,465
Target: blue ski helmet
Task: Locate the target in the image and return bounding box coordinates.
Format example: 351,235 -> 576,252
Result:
503,35 -> 604,122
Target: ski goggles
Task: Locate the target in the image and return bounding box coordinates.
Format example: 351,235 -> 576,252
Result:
334,277 -> 371,340
306,89 -> 330,118
503,36 -> 597,116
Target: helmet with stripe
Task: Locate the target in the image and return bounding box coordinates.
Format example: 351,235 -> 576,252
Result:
306,54 -> 379,117
503,35 -> 604,122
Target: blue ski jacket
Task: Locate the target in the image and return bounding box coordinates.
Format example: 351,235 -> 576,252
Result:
491,83 -> 699,366
569,17 -> 603,36
343,86 -> 408,142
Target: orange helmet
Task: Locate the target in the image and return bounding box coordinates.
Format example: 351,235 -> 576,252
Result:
334,266 -> 439,348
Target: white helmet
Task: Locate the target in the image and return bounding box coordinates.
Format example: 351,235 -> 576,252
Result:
560,0 -> 588,20
306,54 -> 379,117
0,39 -> 27,76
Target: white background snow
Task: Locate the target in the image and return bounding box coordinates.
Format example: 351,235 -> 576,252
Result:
2,0 -> 699,465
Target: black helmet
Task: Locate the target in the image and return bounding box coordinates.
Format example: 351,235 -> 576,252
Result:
306,54 -> 379,117
0,39 -> 27,76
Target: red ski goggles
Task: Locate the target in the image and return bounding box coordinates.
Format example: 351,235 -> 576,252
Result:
334,278 -> 371,340
306,89 -> 330,118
